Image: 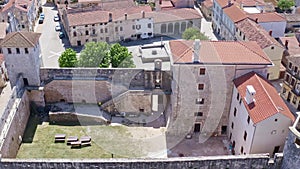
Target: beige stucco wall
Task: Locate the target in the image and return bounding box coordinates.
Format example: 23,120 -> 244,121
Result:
263,45 -> 284,80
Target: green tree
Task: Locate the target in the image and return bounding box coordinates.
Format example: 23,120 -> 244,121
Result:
110,43 -> 135,68
182,27 -> 210,40
77,41 -> 110,67
277,0 -> 295,12
58,48 -> 77,67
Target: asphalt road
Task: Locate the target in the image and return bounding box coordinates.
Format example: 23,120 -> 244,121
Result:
35,2 -> 68,68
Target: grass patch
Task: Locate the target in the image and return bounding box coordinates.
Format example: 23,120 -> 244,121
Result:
17,116 -> 166,158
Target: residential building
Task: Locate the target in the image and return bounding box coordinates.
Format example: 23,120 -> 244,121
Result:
279,36 -> 300,111
235,18 -> 285,80
0,0 -> 39,32
168,39 -> 272,138
0,32 -> 41,87
59,5 -> 201,46
229,72 -> 295,155
212,0 -> 285,40
247,12 -> 286,38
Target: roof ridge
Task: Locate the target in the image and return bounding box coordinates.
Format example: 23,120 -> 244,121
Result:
255,73 -> 279,113
173,41 -> 193,63
237,41 -> 271,63
18,32 -> 35,46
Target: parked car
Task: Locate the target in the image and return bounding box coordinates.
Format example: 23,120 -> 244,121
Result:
54,15 -> 59,22
59,32 -> 65,39
40,13 -> 45,19
38,17 -> 44,24
55,25 -> 61,31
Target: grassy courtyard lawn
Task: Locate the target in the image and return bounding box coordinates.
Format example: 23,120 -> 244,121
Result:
17,116 -> 167,159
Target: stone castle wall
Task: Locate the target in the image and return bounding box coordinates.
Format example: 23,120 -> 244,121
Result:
0,90 -> 30,158
0,154 -> 283,169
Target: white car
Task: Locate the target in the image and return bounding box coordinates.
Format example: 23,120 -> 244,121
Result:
54,15 -> 60,22
55,25 -> 61,31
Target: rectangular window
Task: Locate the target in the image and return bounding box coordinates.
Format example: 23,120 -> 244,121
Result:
244,131 -> 247,141
194,112 -> 203,116
234,108 -> 237,117
25,48 -> 28,54
120,27 -> 123,31
231,122 -> 234,129
239,99 -> 242,105
132,25 -> 135,30
199,68 -> 205,75
288,62 -> 292,69
285,74 -> 290,82
16,48 -> 20,54
294,66 -> 298,74
291,78 -> 296,86
241,146 -> 244,154
7,48 -> 11,54
237,93 -> 239,100
247,116 -> 250,124
198,84 -> 204,90
148,23 -> 151,28
195,98 -> 205,104
105,28 -> 108,33
295,138 -> 300,146
115,27 -> 118,32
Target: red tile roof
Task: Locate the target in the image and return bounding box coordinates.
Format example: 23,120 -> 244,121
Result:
169,40 -> 272,64
248,12 -> 286,23
235,19 -> 283,49
202,0 -> 213,8
279,36 -> 300,57
67,6 -> 152,26
223,5 -> 247,23
160,0 -> 174,8
216,0 -> 265,8
234,72 -> 295,124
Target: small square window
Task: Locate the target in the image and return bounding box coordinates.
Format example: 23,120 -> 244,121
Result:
198,84 -> 204,90
194,112 -> 203,116
196,98 -> 204,104
7,48 -> 11,54
16,48 -> 20,54
199,68 -> 205,75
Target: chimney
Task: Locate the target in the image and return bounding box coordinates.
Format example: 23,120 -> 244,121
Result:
285,40 -> 289,48
269,30 -> 272,36
193,39 -> 201,63
125,13 -> 127,20
245,85 -> 256,105
159,0 -> 162,5
141,11 -> 145,18
255,18 -> 258,23
109,13 -> 112,22
228,0 -> 231,7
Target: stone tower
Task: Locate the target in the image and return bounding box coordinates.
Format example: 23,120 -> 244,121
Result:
281,112 -> 300,169
0,32 -> 41,87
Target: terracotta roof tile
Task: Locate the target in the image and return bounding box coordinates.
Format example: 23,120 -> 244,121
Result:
279,36 -> 300,57
160,0 -> 174,8
223,5 -> 247,23
216,0 -> 265,8
202,0 -> 213,8
234,72 -> 295,124
67,6 -> 152,26
169,40 -> 272,64
78,0 -> 135,9
248,12 -> 286,23
235,19 -> 283,49
0,32 -> 41,48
